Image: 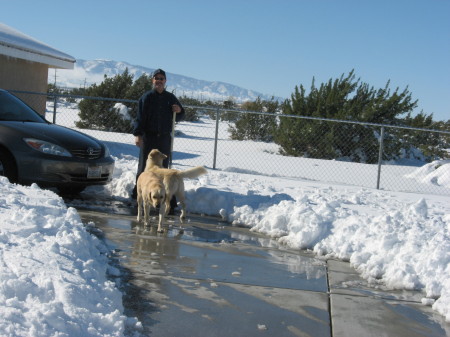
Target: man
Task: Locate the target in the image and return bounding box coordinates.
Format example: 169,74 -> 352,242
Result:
132,68 -> 185,212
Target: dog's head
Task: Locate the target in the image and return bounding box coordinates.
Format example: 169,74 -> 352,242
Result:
148,149 -> 168,168
149,188 -> 166,208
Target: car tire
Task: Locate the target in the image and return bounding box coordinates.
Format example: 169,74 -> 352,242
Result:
0,149 -> 18,183
58,186 -> 86,195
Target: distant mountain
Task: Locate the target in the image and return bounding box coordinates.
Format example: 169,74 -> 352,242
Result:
49,59 -> 281,102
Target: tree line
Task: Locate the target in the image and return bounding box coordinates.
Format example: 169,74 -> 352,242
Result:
50,69 -> 449,163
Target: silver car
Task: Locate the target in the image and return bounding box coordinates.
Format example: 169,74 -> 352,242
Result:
0,89 -> 114,194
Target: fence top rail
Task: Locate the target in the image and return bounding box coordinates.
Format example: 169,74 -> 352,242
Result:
11,90 -> 450,135
11,90 -> 138,104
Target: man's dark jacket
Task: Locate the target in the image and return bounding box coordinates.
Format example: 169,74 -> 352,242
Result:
133,89 -> 185,136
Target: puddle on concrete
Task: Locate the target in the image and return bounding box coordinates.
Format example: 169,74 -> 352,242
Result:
78,209 -> 331,336
79,210 -> 328,290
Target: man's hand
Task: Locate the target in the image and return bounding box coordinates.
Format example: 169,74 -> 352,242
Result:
135,136 -> 143,147
172,104 -> 182,114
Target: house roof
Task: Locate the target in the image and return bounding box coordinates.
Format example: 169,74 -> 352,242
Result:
0,23 -> 75,69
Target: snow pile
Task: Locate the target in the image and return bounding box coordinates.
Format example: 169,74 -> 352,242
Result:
0,177 -> 139,336
112,103 -> 132,122
405,160 -> 450,188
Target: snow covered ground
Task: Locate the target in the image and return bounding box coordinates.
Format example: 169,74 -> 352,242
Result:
0,103 -> 449,336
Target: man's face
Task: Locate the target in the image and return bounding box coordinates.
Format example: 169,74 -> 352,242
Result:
153,75 -> 166,92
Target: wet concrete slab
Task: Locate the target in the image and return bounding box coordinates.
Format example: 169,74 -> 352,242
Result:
76,208 -> 450,337
328,260 -> 450,337
331,294 -> 449,337
79,210 -> 331,336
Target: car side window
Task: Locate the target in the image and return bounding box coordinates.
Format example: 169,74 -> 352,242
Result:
0,92 -> 44,123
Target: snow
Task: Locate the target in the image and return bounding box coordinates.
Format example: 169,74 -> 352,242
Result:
1,103 -> 449,336
112,103 -> 132,121
0,179 -> 139,336
0,23 -> 75,64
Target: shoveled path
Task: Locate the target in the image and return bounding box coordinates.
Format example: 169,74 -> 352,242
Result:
76,207 -> 450,337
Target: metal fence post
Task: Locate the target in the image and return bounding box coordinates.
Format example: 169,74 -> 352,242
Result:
213,107 -> 220,169
52,94 -> 57,124
376,126 -> 385,189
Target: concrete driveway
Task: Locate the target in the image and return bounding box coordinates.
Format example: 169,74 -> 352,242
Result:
76,208 -> 450,337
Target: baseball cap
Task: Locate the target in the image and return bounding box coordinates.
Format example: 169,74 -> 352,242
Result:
152,68 -> 166,78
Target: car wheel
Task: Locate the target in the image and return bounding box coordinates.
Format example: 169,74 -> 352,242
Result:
0,149 -> 18,183
58,186 -> 86,195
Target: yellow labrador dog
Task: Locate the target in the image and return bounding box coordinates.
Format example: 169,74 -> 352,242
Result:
136,170 -> 166,227
146,149 -> 207,232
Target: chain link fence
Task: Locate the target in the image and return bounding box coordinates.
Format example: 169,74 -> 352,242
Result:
10,90 -> 450,196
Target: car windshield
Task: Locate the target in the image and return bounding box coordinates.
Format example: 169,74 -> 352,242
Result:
0,91 -> 47,123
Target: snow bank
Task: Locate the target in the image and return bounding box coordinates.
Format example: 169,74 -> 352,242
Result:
0,177 -> 139,336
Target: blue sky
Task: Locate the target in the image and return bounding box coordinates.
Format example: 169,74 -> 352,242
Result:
1,0 -> 449,121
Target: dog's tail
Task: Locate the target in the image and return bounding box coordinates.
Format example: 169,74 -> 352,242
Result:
179,166 -> 207,179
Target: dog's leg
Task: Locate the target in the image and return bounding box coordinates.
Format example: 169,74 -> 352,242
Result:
174,190 -> 186,235
137,194 -> 142,222
157,202 -> 166,233
179,199 -> 186,221
175,190 -> 186,221
178,198 -> 186,235
164,197 -> 171,215
143,197 -> 150,226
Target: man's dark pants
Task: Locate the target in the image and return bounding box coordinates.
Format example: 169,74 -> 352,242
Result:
137,132 -> 172,175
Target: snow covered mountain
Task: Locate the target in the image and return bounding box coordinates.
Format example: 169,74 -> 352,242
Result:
49,59 -> 281,102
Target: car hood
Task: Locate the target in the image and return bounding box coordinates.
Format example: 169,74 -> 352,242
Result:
1,121 -> 103,149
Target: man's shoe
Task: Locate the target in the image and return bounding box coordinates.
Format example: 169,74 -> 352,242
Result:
131,186 -> 137,200
170,196 -> 177,210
